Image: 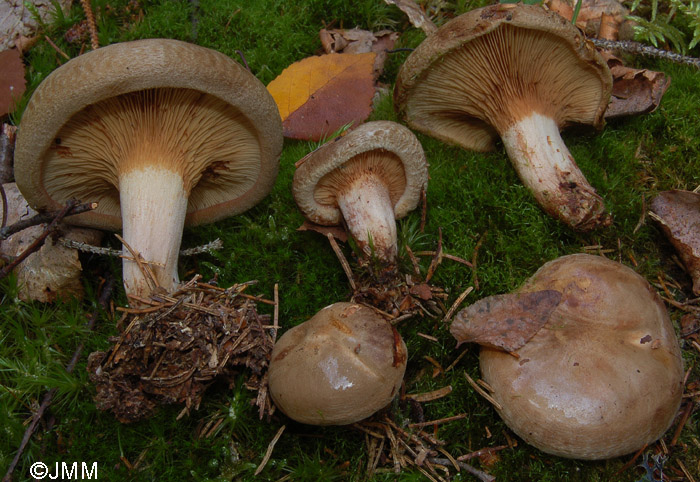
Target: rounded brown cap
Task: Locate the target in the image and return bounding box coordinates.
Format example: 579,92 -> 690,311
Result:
480,254 -> 683,459
14,38 -> 283,230
268,302 -> 407,425
394,3 -> 612,151
292,120 -> 428,226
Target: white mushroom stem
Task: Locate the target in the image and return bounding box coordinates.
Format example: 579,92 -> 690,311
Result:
119,166 -> 188,299
336,173 -> 397,262
501,112 -> 609,231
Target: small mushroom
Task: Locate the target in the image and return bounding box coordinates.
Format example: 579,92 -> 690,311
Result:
451,254 -> 684,459
14,39 -> 283,298
394,4 -> 612,231
650,190 -> 700,295
292,121 -> 428,263
268,302 -> 407,425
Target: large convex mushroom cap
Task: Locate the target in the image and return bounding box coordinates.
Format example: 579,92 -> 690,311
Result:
292,121 -> 428,263
475,254 -> 684,459
268,302 -> 407,425
394,4 -> 612,231
14,39 -> 283,298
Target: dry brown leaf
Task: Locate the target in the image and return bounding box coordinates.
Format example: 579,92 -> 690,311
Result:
319,28 -> 399,76
604,53 -> 671,118
267,52 -> 377,141
546,0 -> 633,39
650,190 -> 700,295
0,48 -> 25,117
450,290 -> 562,352
384,0 -> 437,35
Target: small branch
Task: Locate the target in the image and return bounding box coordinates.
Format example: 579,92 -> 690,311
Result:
590,38 -> 700,68
426,457 -> 495,482
0,201 -> 96,280
254,425 -> 285,476
327,232 -> 356,291
2,275 -> 114,482
0,201 -> 97,240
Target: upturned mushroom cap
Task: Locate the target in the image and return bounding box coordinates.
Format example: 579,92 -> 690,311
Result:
13,39 -> 282,297
268,302 -> 407,425
292,120 -> 428,262
479,254 -> 683,459
394,4 -> 613,231
394,3 -> 611,152
14,38 -> 282,230
292,120 -> 427,226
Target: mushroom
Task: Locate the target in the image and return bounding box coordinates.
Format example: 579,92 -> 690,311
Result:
14,39 -> 283,298
292,120 -> 428,263
451,254 -> 684,459
650,190 -> 700,295
394,3 -> 613,231
268,302 -> 407,425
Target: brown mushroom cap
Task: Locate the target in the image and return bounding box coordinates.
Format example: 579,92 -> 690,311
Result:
292,120 -> 428,226
14,38 -> 282,231
479,254 -> 683,459
268,302 -> 407,425
394,3 -> 611,152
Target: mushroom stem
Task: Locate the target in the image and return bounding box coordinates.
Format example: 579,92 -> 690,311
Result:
336,173 -> 397,262
119,166 -> 188,298
500,112 -> 610,231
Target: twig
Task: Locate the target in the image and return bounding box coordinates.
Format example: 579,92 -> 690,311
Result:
457,445 -> 509,461
43,35 -> 70,60
60,237 -> 223,257
236,50 -> 251,72
272,283 -> 279,343
419,186 -> 427,233
426,457 -> 495,482
2,275 -> 114,482
471,231 -> 487,291
0,201 -> 97,240
80,0 -> 99,50
670,401 -> 695,446
425,228 -> 442,283
589,38 -> 700,68
442,286 -> 473,324
327,232 -> 356,291
464,371 -> 502,411
254,425 -> 286,476
408,413 -> 467,428
115,233 -> 158,294
0,201 -> 91,280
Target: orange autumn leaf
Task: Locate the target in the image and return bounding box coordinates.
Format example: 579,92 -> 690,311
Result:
267,52 -> 376,141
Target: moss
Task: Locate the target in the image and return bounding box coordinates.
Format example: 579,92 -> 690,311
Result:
2,1 -> 699,481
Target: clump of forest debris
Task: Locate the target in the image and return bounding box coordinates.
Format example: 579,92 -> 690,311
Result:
87,276 -> 276,423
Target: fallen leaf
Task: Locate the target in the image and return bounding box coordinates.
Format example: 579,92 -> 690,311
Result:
267,52 -> 377,141
319,28 -> 399,76
450,290 -> 562,352
384,0 -> 437,35
297,219 -> 348,242
0,48 -> 26,117
1,123 -> 16,183
650,190 -> 700,295
545,0 -> 633,39
604,53 -> 671,118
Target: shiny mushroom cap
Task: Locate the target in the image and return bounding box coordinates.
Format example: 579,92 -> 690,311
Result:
394,3 -> 612,231
480,254 -> 684,459
268,302 -> 407,425
292,121 -> 428,261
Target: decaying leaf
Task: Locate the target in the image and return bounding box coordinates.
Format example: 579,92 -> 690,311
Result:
545,0 -> 634,39
384,0 -> 437,35
0,182 -> 102,302
0,48 -> 26,117
450,290 -> 562,352
319,28 -> 399,76
0,123 -> 16,183
267,52 -> 377,141
604,53 -> 671,118
650,190 -> 700,295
